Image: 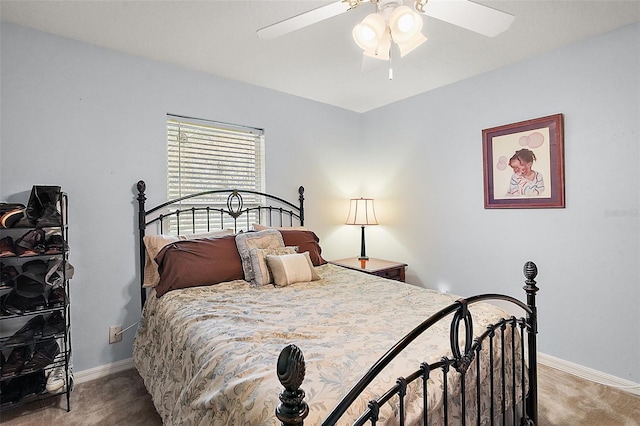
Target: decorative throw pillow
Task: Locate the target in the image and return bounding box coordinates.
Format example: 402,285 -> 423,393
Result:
266,252 -> 320,287
235,229 -> 285,282
249,246 -> 297,287
143,229 -> 234,287
154,235 -> 243,297
277,229 -> 327,266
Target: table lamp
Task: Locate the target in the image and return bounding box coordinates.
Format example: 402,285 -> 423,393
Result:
345,197 -> 378,260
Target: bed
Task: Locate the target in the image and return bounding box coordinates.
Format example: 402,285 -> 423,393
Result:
132,181 -> 539,425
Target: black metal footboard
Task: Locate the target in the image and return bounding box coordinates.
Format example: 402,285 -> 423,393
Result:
276,261 -> 539,426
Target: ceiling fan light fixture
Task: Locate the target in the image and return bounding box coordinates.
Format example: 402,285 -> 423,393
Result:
363,31 -> 391,60
396,32 -> 427,57
352,13 -> 386,51
388,5 -> 423,43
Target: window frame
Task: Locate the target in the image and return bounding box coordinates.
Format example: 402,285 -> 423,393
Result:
166,114 -> 266,233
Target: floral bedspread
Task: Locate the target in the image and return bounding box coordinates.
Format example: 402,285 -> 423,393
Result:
133,264 -> 522,425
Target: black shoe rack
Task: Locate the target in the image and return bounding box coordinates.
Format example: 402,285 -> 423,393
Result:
0,189 -> 72,412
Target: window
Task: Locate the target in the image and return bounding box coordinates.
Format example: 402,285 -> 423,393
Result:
166,114 -> 265,232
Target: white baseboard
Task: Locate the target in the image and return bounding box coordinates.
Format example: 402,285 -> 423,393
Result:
73,354 -> 640,397
538,352 -> 640,396
74,357 -> 134,384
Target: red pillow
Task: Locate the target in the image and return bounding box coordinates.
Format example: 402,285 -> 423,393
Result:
154,235 -> 243,297
278,230 -> 327,266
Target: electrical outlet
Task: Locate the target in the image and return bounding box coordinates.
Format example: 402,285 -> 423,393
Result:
109,325 -> 122,344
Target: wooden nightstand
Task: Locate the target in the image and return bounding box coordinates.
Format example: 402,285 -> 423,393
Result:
329,257 -> 407,282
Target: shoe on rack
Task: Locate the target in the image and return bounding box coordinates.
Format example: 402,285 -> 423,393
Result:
15,274 -> 46,298
1,203 -> 26,216
45,260 -> 74,287
15,187 -> 39,227
2,290 -> 47,315
42,311 -> 65,337
0,207 -> 25,229
48,286 -> 66,308
22,338 -> 60,372
46,366 -> 74,394
15,186 -> 62,228
2,290 -> 29,315
27,294 -> 48,311
34,186 -> 62,227
0,236 -> 16,258
45,258 -> 62,286
15,259 -> 48,297
0,203 -> 26,216
22,259 -> 48,275
18,370 -> 47,399
1,346 -> 30,378
1,263 -> 19,289
44,234 -> 67,254
0,378 -> 22,404
15,228 -> 46,257
5,314 -> 45,347
45,258 -> 74,287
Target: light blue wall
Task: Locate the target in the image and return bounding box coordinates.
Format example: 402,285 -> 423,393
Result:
0,21 -> 361,372
1,21 -> 638,383
359,23 -> 640,383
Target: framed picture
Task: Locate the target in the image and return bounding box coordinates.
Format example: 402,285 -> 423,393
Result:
482,114 -> 565,209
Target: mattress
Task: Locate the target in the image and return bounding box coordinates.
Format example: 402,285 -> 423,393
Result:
133,263 -> 521,425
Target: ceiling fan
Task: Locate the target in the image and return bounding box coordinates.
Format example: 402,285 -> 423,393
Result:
257,0 -> 515,63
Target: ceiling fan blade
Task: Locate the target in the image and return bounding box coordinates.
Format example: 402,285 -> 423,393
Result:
418,0 -> 514,37
257,1 -> 353,40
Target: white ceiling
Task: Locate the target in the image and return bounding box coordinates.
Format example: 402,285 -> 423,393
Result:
1,0 -> 639,113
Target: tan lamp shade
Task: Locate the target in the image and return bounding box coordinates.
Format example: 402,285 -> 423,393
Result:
346,198 -> 378,226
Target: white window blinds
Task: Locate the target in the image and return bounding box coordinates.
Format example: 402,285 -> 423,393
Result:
167,114 -> 265,199
166,114 -> 265,232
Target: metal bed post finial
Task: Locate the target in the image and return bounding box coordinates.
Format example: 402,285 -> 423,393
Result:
522,261 -> 539,425
298,186 -> 305,226
276,344 -> 309,425
137,180 -> 147,229
137,180 -> 147,308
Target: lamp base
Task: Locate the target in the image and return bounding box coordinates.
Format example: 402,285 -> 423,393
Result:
358,225 -> 369,262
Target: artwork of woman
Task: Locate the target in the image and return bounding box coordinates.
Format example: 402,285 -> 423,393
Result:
483,114 -> 564,208
507,148 -> 545,196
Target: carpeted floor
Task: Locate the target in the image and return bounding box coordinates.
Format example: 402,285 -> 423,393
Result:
1,363 -> 638,425
537,364 -> 640,425
0,368 -> 162,426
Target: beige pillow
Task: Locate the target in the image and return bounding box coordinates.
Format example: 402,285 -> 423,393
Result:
249,246 -> 297,287
253,223 -> 308,231
143,229 -> 234,287
266,252 -> 320,287
235,229 -> 285,283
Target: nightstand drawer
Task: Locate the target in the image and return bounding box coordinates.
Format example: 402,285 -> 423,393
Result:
373,266 -> 405,282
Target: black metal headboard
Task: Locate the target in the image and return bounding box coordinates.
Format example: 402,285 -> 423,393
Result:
136,180 -> 305,306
